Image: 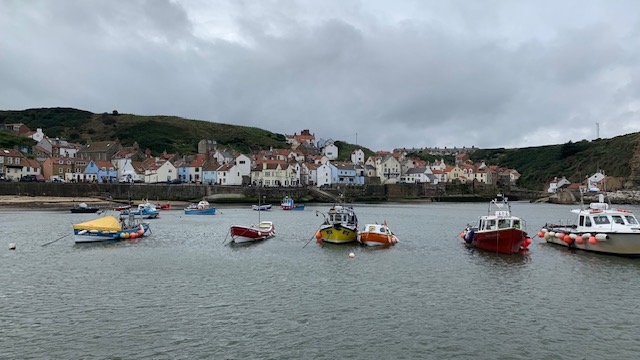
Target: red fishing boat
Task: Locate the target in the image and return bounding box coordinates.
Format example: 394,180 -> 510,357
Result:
229,221 -> 275,244
461,194 -> 532,254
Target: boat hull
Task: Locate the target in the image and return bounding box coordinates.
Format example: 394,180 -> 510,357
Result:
121,210 -> 159,219
74,224 -> 150,244
184,208 -> 216,215
230,223 -> 275,243
70,207 -> 100,213
468,228 -> 527,254
359,232 -> 398,247
543,230 -> 640,257
281,205 -> 305,210
252,205 -> 272,211
318,225 -> 358,244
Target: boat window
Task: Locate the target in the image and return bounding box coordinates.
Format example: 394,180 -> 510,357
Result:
498,219 -> 509,229
487,219 -> 496,230
584,217 -> 592,227
592,216 -> 610,225
611,215 -> 625,225
513,220 -> 520,229
579,216 -> 585,226
625,215 -> 638,225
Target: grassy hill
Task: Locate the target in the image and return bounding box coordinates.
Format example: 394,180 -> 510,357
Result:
469,133 -> 640,190
0,108 -> 288,154
2,107 -> 639,190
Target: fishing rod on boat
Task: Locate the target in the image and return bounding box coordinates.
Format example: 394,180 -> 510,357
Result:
42,234 -> 68,247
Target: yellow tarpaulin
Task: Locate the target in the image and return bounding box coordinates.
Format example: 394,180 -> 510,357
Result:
72,215 -> 122,231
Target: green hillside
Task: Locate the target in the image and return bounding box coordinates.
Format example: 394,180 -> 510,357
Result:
469,133 -> 639,190
0,108 -> 288,154
2,107 -> 639,190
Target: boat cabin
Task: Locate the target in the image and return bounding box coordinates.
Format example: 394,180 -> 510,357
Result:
477,217 -> 522,231
577,210 -> 640,231
328,206 -> 357,226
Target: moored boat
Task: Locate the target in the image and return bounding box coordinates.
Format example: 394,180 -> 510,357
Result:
70,202 -> 100,213
252,204 -> 272,211
229,221 -> 276,244
358,222 -> 398,247
315,201 -> 358,245
73,214 -> 150,243
184,200 -> 216,215
281,196 -> 305,210
461,194 -> 531,254
121,202 -> 160,219
539,193 -> 640,257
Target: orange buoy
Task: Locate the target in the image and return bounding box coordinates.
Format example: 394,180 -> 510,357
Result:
575,236 -> 584,245
130,232 -> 137,239
137,229 -> 144,236
537,231 -> 544,238
460,232 -> 465,239
588,236 -> 598,245
563,235 -> 572,244
315,231 -> 321,240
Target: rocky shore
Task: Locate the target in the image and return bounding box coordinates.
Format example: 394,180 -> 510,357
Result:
542,190 -> 640,205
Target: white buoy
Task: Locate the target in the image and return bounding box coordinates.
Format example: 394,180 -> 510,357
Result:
348,252 -> 355,258
9,243 -> 16,250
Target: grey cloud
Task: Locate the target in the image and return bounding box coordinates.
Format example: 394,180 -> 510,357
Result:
2,1 -> 640,151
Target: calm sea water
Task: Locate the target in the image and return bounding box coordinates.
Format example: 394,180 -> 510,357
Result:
1,201 -> 639,359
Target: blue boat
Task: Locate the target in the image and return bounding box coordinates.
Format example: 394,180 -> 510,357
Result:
184,200 -> 217,215
121,202 -> 160,219
280,196 -> 305,210
73,215 -> 151,243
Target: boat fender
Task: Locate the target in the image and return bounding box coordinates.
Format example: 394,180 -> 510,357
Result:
544,232 -> 553,240
588,236 -> 598,245
563,234 -> 573,245
540,228 -> 548,233
464,230 -> 474,244
575,236 -> 585,245
595,233 -> 609,241
569,233 -> 577,240
78,230 -> 88,235
537,231 -> 544,238
582,233 -> 591,239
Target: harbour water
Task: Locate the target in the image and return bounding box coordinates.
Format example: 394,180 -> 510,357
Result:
2,201 -> 639,359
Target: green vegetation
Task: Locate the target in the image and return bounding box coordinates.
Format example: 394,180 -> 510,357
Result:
407,151 -> 455,165
0,108 -> 288,155
2,108 -> 639,190
335,141 -> 375,161
0,130 -> 36,149
469,134 -> 638,190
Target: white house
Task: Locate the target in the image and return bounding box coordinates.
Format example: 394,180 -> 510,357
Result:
351,149 -> 365,164
587,171 -> 606,191
216,164 -> 243,185
234,154 -> 252,177
316,163 -> 335,187
144,159 -> 177,183
322,143 -> 338,160
548,176 -> 571,193
301,163 -> 318,186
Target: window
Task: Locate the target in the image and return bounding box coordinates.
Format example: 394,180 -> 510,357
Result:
585,217 -> 592,227
15,158 -> 20,165
59,168 -> 63,174
612,215 -> 625,225
625,215 -> 638,225
0,156 -> 3,163
498,219 -> 509,229
592,216 -> 610,225
7,157 -> 12,165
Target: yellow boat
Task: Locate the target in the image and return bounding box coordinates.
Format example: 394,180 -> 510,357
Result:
315,204 -> 358,245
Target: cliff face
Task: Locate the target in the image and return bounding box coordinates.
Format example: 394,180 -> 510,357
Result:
549,191 -> 576,204
625,134 -> 640,189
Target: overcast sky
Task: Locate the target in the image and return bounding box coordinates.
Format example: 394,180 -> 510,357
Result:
2,0 -> 640,152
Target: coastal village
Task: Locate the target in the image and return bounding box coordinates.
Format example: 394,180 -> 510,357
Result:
1,124 -> 523,188
0,123 -> 613,192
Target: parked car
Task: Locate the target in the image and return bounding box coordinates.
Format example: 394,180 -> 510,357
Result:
168,178 -> 183,184
20,174 -> 45,182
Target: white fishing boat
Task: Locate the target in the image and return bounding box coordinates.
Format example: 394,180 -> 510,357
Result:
539,193 -> 640,257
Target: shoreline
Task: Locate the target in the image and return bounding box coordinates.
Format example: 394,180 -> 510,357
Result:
0,196 -> 189,210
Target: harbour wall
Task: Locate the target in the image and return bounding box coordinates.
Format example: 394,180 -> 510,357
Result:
0,182 -> 544,203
